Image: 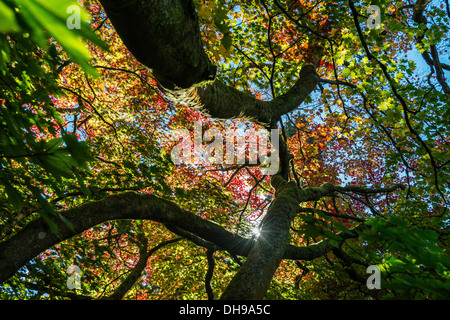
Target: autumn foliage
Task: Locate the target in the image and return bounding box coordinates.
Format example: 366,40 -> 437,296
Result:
0,0 -> 449,300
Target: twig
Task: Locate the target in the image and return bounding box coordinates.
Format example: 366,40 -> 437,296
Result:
205,249 -> 215,300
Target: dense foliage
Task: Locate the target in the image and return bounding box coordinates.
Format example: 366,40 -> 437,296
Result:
0,0 -> 449,300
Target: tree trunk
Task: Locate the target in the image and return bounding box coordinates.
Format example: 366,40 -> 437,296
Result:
220,177 -> 299,299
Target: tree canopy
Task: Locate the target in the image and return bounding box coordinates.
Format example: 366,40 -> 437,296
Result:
0,0 -> 449,300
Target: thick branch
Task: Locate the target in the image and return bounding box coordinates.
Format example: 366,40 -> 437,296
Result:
333,184 -> 405,195
283,224 -> 363,259
98,0 -> 319,125
103,237 -> 181,300
220,178 -> 301,300
219,177 -> 401,299
0,192 -> 249,283
298,207 -> 366,222
0,191 -> 343,284
98,0 -> 216,89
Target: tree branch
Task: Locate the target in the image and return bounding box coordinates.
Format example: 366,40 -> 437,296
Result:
205,249 -> 215,300
98,0 -> 216,89
348,0 -> 446,204
98,0 -> 318,126
103,236 -> 181,300
0,192 -> 251,283
298,207 -> 366,222
0,190 -> 365,284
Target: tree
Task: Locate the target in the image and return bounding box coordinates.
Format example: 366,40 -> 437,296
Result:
0,0 -> 449,300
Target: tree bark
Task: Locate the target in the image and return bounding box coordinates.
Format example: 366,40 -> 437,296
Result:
0,192 -> 247,283
0,189 -> 344,284
92,0 -> 322,299
98,0 -> 216,90
220,177 -> 300,299
220,177 -> 339,299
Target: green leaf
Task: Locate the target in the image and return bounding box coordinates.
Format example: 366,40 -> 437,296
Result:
13,0 -> 107,76
175,187 -> 186,198
0,1 -> 20,32
44,137 -> 64,153
20,0 -> 95,74
43,151 -> 76,178
221,33 -> 233,51
341,68 -> 351,78
73,168 -> 91,196
62,133 -> 94,168
59,214 -> 75,233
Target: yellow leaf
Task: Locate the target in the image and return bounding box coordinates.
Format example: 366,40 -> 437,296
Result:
330,28 -> 338,37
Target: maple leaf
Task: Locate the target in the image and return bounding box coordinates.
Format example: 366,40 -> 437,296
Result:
0,0 -> 448,302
